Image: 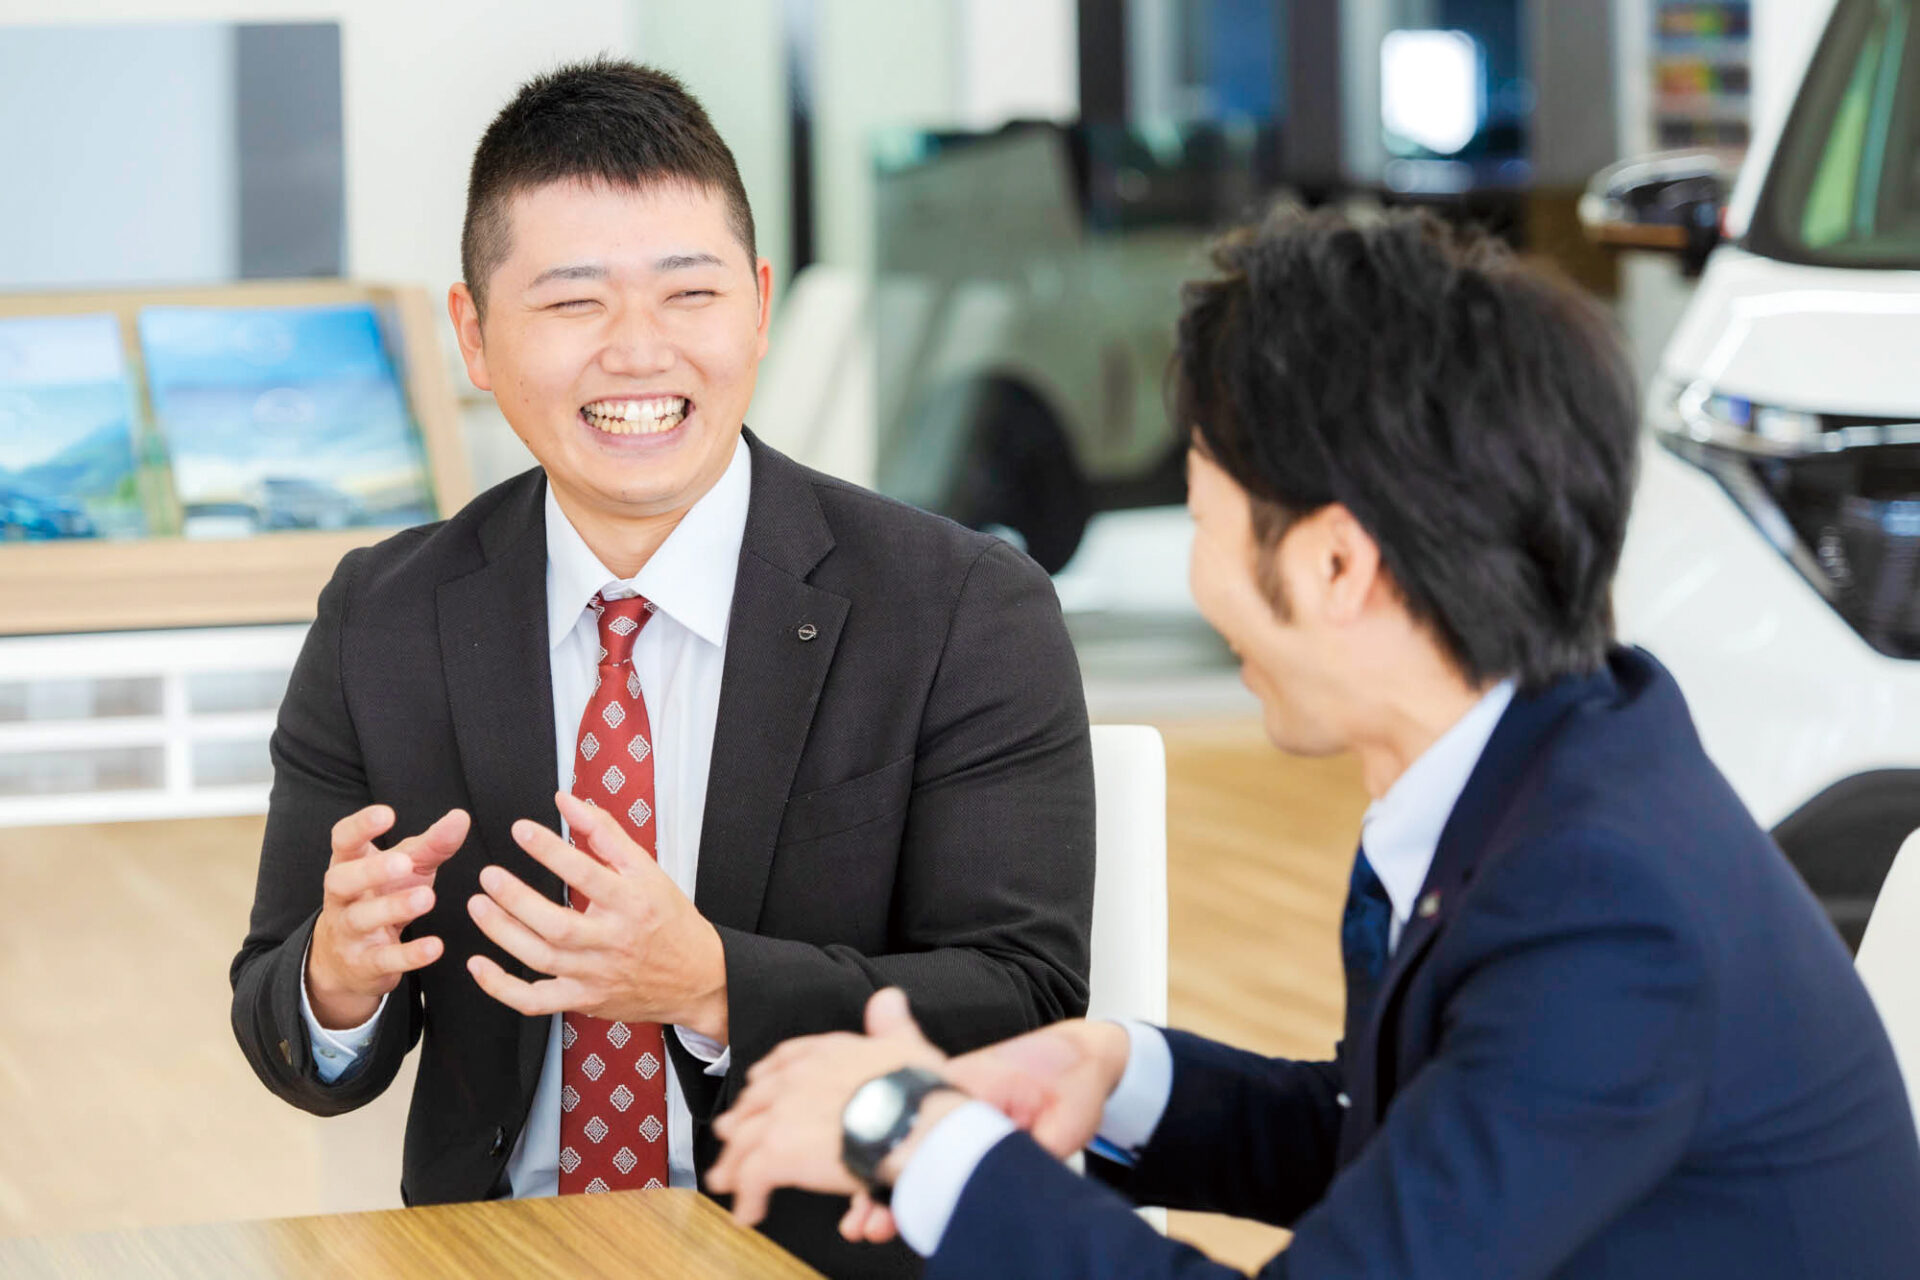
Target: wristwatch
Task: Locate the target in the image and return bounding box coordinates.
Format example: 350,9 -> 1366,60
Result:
841,1066 -> 954,1200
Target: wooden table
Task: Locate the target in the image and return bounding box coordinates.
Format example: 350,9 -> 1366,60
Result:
0,1189 -> 824,1279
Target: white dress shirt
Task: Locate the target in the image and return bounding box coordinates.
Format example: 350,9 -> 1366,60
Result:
301,437 -> 753,1195
889,678 -> 1518,1256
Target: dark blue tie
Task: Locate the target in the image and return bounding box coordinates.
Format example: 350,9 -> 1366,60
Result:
1341,845 -> 1393,1043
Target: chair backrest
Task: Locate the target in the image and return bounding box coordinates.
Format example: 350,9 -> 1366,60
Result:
1857,828 -> 1920,1129
1086,725 -> 1169,1025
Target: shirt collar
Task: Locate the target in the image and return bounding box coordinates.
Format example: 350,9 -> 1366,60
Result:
544,436 -> 752,650
1360,679 -> 1517,924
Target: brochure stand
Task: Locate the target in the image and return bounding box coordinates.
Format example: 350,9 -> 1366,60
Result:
0,280 -> 469,635
0,281 -> 469,826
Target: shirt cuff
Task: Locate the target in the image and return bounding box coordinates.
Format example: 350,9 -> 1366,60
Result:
299,937 -> 386,1084
673,1026 -> 732,1077
1092,1020 -> 1173,1160
891,1100 -> 1018,1258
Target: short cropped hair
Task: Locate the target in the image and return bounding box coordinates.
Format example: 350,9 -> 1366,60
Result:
461,58 -> 756,316
1176,207 -> 1640,690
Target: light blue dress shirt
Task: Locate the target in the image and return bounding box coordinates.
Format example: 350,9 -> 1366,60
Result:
889,678 -> 1517,1255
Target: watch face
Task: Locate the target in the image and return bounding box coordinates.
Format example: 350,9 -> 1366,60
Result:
845,1077 -> 902,1143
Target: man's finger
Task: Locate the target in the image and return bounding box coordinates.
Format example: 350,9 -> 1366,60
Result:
465,954 -> 582,1018
511,819 -> 622,905
476,865 -> 594,948
840,1193 -> 898,1244
343,884 -> 435,936
396,808 -> 470,873
555,790 -> 649,875
864,987 -> 925,1040
330,804 -> 396,861
730,1152 -> 775,1227
708,1112 -> 769,1190
467,892 -> 571,978
323,849 -> 415,905
365,934 -> 443,976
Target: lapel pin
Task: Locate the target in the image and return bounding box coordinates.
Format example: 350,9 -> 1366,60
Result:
797,623 -> 819,642
1417,891 -> 1441,919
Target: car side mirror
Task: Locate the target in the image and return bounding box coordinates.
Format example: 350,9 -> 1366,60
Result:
1579,151 -> 1732,277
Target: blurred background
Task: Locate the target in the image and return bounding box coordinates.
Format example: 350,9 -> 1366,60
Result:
3,0 -> 1914,1270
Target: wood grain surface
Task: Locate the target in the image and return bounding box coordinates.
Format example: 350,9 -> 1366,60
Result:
0,1188 -> 822,1279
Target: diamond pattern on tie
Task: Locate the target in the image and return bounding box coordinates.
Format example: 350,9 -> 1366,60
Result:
585,1178 -> 610,1194
560,591 -> 671,1195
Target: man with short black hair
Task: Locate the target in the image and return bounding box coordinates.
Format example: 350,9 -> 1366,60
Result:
704,208 -> 1920,1278
231,60 -> 1093,1280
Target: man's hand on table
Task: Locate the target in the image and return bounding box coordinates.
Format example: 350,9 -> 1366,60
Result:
708,988 -> 1136,1246
465,789 -> 731,1042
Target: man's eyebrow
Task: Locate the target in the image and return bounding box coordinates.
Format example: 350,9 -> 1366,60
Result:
526,263 -> 607,290
654,252 -> 727,272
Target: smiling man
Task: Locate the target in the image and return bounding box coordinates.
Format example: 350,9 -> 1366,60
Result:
230,61 -> 1093,1280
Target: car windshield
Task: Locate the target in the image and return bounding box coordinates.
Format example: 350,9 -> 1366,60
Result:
1750,0 -> 1920,267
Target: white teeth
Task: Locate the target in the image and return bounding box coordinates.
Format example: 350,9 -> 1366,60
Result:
583,398 -> 687,436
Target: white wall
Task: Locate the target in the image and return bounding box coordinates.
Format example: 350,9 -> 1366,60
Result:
633,0 -> 790,283
957,0 -> 1075,130
0,0 -> 635,300
0,24 -> 236,288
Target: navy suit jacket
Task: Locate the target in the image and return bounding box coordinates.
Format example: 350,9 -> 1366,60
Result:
932,648 -> 1920,1278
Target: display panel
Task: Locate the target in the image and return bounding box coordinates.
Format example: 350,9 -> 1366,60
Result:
139,303 -> 436,538
0,313 -> 147,541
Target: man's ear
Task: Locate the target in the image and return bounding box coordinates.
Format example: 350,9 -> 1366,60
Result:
753,257 -> 776,359
448,282 -> 492,393
1317,505 -> 1383,625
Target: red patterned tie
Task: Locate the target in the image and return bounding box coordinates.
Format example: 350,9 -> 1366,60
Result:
559,592 -> 669,1194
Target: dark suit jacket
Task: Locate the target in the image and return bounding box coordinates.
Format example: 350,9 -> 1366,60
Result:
933,648 -> 1920,1279
230,431 -> 1094,1279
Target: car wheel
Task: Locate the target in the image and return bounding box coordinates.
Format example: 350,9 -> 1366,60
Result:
938,375 -> 1093,574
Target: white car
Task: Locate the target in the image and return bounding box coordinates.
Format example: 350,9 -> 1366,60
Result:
1590,0 -> 1920,947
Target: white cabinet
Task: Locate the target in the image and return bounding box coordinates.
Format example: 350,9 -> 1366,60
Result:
0,625 -> 306,827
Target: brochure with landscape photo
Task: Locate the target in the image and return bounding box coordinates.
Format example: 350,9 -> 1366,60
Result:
139,303 -> 437,540
0,313 -> 148,540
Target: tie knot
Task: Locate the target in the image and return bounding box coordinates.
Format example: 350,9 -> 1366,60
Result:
590,593 -> 654,667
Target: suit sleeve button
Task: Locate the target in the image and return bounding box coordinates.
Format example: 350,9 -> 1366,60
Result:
488,1126 -> 508,1158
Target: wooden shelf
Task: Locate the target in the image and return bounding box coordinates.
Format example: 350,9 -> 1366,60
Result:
0,280 -> 470,637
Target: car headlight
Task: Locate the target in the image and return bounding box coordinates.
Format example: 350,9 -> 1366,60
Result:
1649,375 -> 1920,658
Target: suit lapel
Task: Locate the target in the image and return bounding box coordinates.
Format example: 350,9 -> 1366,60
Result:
434,470 -> 562,1097
695,433 -> 848,934
1340,664 -> 1620,1157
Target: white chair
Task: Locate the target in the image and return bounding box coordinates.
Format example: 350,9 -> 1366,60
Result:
1087,725 -> 1171,1233
1087,725 -> 1170,1026
1856,828 -> 1920,1131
